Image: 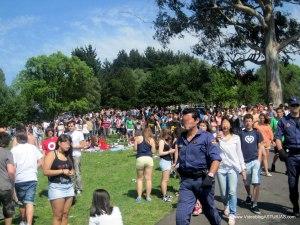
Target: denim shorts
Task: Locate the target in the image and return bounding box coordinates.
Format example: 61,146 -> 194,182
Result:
245,159 -> 261,185
159,158 -> 172,171
48,182 -> 75,201
15,181 -> 37,205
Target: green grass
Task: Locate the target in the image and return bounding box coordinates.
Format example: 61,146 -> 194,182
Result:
6,147 -> 180,225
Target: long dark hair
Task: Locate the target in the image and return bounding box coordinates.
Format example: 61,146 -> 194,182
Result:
55,134 -> 73,165
221,117 -> 234,134
90,189 -> 113,216
259,113 -> 270,124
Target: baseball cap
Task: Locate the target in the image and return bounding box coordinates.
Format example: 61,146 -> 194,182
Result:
289,96 -> 300,106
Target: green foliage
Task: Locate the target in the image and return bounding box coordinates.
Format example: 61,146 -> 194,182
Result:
13,52 -> 101,121
154,0 -> 300,70
2,46 -> 300,125
206,68 -> 238,107
254,64 -> 300,103
71,44 -> 102,77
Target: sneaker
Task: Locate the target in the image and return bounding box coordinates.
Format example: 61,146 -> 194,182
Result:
146,196 -> 152,202
228,216 -> 236,225
162,195 -> 172,202
135,197 -> 142,203
251,205 -> 261,214
271,164 -> 275,172
245,195 -> 252,205
293,206 -> 300,218
76,190 -> 81,195
266,172 -> 272,177
293,212 -> 300,218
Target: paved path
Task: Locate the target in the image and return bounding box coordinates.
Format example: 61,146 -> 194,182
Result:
157,153 -> 300,225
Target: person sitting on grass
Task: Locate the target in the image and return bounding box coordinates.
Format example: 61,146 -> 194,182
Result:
88,189 -> 123,225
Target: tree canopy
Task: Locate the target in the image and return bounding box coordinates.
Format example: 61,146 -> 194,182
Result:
1,45 -> 300,125
154,0 -> 300,106
13,52 -> 101,121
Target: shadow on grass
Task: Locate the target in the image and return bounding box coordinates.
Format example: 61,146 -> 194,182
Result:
125,189 -> 137,199
39,189 -> 48,198
11,215 -> 39,224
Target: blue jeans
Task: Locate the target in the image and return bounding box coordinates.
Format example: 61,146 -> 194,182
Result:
217,168 -> 238,217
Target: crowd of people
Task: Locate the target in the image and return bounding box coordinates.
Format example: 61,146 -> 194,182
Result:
0,98 -> 299,225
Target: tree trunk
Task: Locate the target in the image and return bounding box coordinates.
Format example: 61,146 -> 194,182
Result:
265,14 -> 283,107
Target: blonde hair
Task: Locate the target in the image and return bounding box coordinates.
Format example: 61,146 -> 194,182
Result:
143,127 -> 154,144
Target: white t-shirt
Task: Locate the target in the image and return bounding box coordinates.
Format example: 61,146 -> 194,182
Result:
218,134 -> 246,173
11,143 -> 43,183
88,207 -> 123,225
68,130 -> 84,157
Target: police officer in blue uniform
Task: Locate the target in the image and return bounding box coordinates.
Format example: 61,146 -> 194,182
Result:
175,108 -> 221,225
275,96 -> 300,217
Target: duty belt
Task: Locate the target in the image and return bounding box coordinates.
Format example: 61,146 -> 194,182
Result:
178,168 -> 208,178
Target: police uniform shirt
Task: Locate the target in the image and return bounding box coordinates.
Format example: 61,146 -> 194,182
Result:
177,130 -> 221,173
275,114 -> 300,150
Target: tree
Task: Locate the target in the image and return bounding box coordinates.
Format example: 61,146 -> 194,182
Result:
71,44 -> 102,77
14,52 -> 101,121
255,63 -> 300,102
154,0 -> 300,106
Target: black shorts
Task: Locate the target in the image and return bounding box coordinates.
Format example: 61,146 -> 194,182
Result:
0,189 -> 15,218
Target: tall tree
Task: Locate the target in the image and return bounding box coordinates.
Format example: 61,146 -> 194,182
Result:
154,0 -> 300,106
72,44 -> 102,77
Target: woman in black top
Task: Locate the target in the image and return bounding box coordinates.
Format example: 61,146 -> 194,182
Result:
158,129 -> 175,202
43,134 -> 75,225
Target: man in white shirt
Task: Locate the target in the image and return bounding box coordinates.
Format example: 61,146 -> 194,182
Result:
11,131 -> 43,225
67,121 -> 85,195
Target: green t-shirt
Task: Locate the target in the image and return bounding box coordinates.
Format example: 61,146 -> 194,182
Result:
270,117 -> 284,142
126,119 -> 134,129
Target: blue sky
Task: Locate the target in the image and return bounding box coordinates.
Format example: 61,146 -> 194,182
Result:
0,0 -> 299,84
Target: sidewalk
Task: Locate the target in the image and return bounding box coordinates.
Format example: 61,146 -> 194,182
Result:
157,155 -> 300,225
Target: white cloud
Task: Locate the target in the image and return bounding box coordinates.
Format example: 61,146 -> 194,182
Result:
0,15 -> 38,35
39,6 -> 197,63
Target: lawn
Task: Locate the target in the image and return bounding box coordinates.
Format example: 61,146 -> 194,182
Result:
5,146 -> 180,225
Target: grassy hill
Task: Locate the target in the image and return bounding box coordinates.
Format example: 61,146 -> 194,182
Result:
12,150 -> 180,225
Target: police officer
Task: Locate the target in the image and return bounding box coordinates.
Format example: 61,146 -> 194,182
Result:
175,108 -> 221,225
275,96 -> 300,217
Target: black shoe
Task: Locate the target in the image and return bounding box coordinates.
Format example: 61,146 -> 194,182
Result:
293,212 -> 300,218
245,195 -> 252,205
251,205 -> 261,214
293,206 -> 300,218
271,164 -> 275,172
